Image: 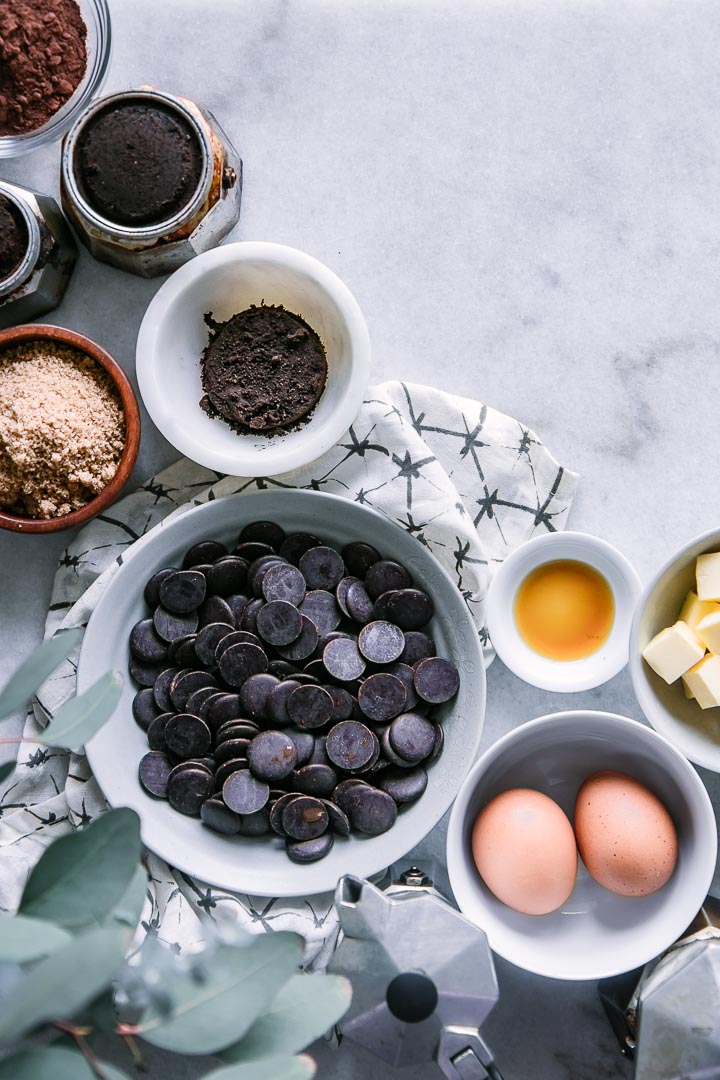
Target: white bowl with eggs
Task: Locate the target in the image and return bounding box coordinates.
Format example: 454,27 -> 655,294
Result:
446,710 -> 716,980
136,242 -> 371,476
485,532 -> 640,692
630,528 -> 720,773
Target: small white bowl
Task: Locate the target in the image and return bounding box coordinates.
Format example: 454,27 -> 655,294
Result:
630,527 -> 720,772
446,710 -> 717,980
485,531 -> 640,692
136,242 -> 370,476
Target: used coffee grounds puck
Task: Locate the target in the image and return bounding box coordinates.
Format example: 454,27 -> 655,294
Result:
199,304 -> 328,434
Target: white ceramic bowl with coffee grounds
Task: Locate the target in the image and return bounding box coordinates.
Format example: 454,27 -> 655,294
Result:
136,242 -> 371,476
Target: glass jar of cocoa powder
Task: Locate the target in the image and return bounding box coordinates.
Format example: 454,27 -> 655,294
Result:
0,181 -> 78,329
60,87 -> 243,277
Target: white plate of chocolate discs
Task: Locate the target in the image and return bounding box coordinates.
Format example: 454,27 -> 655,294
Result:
80,490 -> 485,896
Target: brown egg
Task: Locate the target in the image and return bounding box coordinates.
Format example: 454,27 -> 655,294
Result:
574,770 -> 678,897
471,788 -> 578,915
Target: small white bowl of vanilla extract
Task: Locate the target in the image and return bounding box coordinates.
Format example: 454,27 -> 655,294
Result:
485,532 -> 641,691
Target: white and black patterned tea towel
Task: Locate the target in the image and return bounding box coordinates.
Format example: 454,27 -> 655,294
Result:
0,381 -> 578,968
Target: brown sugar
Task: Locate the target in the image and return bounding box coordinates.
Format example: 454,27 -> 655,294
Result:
0,341 -> 125,519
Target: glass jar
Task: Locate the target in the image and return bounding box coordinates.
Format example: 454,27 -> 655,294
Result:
0,0 -> 112,159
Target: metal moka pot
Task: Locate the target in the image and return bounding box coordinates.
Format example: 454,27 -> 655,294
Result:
599,897 -> 720,1080
328,868 -> 503,1078
0,180 -> 77,329
60,88 -> 242,278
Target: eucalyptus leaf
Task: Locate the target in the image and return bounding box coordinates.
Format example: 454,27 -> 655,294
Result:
0,762 -> 14,786
0,1046 -> 95,1080
140,932 -> 303,1055
0,925 -> 127,1044
108,862 -> 148,929
40,671 -> 123,750
222,973 -> 351,1063
203,1055 -> 316,1080
0,1046 -> 132,1080
19,807 -> 142,928
0,913 -> 70,962
0,629 -> 82,720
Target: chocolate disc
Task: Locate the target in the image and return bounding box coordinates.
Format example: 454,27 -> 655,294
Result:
388,712 -> 436,764
167,767 -> 214,816
153,604 -> 199,643
377,767 -> 429,804
323,637 -> 366,682
298,545 -> 345,591
132,688 -> 161,731
261,562 -> 306,606
165,713 -> 212,759
291,764 -> 338,798
182,541 -> 228,568
414,657 -> 460,704
383,588 -> 434,630
299,590 -> 342,635
287,684 -> 335,730
275,615 -> 319,661
342,541 -> 381,578
170,669 -> 218,711
279,532 -> 321,565
238,672 -> 280,720
346,580 -> 374,624
256,599 -> 303,646
200,798 -> 241,835
130,619 -> 168,664
326,721 -> 379,771
198,594 -> 235,629
358,672 -> 407,722
358,621 -> 405,664
218,643 -> 269,687
222,769 -> 269,814
239,520 -> 286,550
399,631 -> 436,666
206,556 -> 249,597
193,622 -> 235,666
365,560 -> 412,600
138,751 -> 173,798
247,730 -> 298,781
286,831 -> 334,863
159,570 -> 207,614
281,795 -> 329,841
144,568 -> 175,608
152,667 -> 178,712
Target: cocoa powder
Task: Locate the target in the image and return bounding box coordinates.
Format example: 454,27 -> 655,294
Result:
0,0 -> 87,136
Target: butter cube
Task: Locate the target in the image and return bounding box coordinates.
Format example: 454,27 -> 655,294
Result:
681,655 -> 720,709
679,591 -> 720,631
697,611 -> 720,654
696,553 -> 720,601
682,676 -> 696,700
642,621 -> 705,683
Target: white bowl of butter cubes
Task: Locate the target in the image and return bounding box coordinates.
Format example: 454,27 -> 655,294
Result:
631,529 -> 720,772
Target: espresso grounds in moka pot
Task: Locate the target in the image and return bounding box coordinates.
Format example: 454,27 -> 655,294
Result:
0,195 -> 29,282
74,102 -> 204,227
200,305 -> 328,434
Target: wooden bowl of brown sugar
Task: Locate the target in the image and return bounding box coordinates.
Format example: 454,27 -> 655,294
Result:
0,324 -> 140,533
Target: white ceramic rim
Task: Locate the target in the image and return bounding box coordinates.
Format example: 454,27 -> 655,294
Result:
135,241 -> 371,476
630,525 -> 720,772
80,489 -> 485,896
485,531 -> 641,692
446,709 -> 717,980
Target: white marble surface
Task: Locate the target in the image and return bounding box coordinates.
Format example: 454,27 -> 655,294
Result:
3,0 -> 720,1076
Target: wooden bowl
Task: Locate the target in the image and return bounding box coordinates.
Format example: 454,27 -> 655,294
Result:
0,325 -> 141,534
